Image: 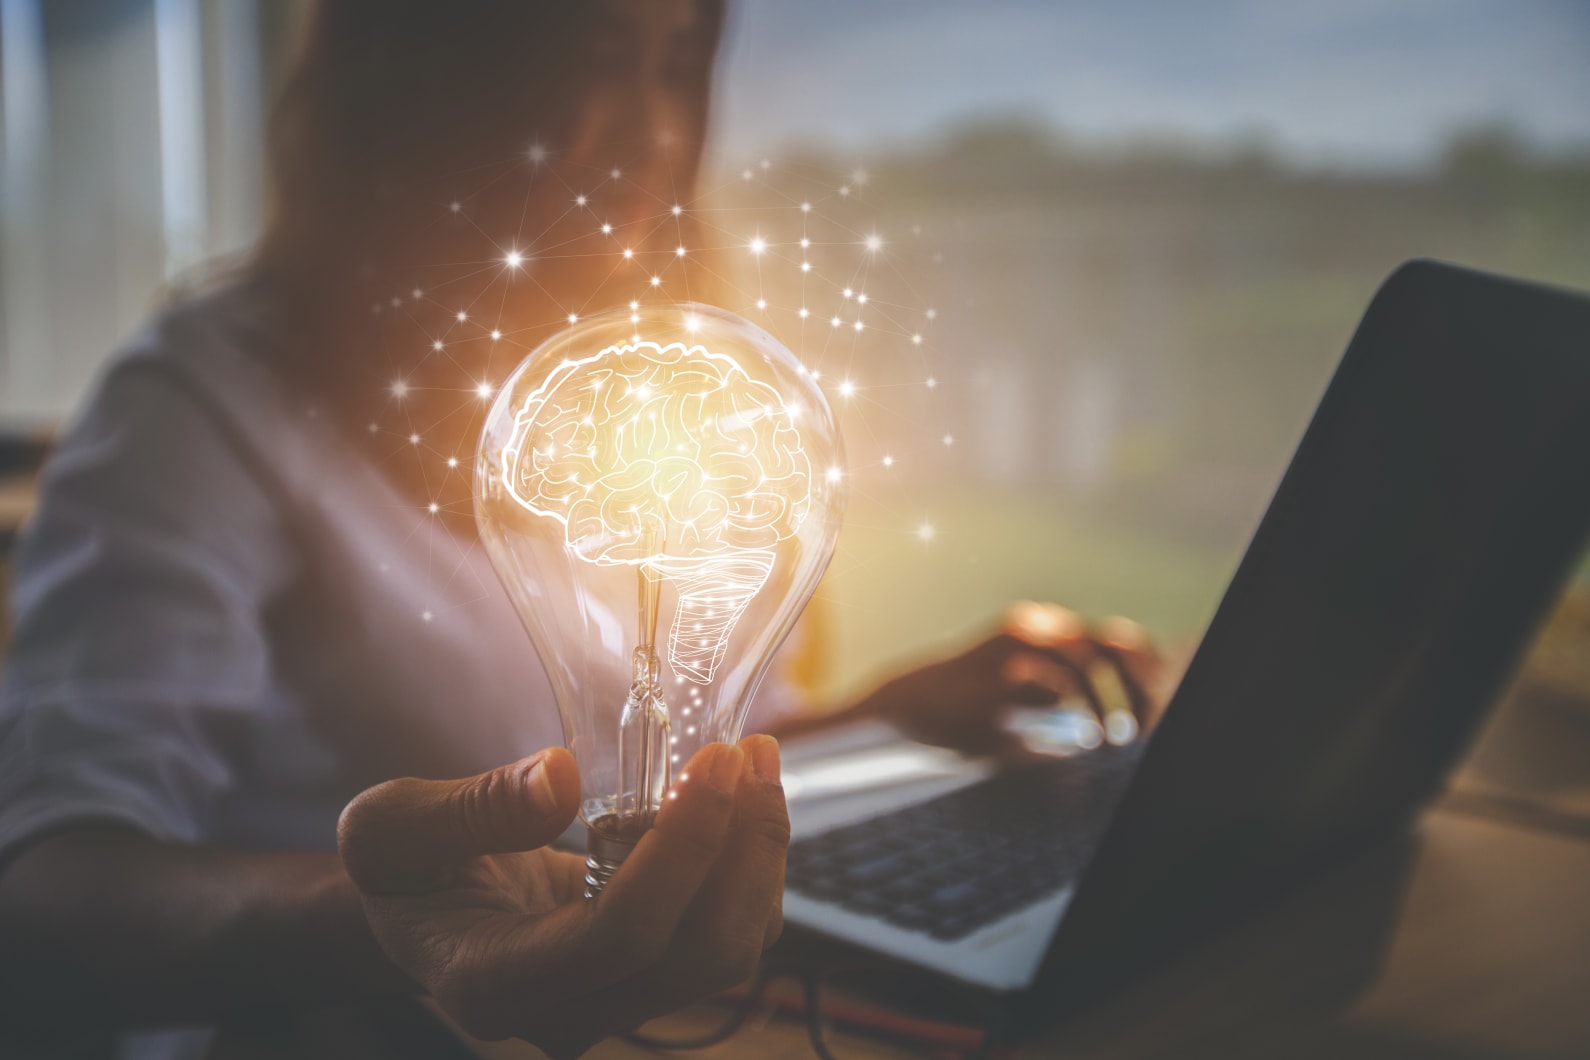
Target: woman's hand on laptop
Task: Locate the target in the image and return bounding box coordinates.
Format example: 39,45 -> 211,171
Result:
829,602 -> 1168,757
337,737 -> 787,1058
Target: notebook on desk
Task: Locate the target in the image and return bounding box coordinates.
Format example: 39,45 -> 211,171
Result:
775,259 -> 1590,1034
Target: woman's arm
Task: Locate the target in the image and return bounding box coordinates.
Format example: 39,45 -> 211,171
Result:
0,740 -> 790,1059
0,359 -> 381,1035
0,826 -> 410,1035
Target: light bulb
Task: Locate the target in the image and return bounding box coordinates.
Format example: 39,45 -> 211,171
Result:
475,303 -> 845,896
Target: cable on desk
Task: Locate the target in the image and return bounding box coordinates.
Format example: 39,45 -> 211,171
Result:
624,962 -> 1000,1059
802,970 -> 839,1060
622,967 -> 773,1051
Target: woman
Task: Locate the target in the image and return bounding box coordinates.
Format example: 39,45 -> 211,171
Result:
0,3 -> 1159,1057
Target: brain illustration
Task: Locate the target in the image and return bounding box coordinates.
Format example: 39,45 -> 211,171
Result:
502,340 -> 811,565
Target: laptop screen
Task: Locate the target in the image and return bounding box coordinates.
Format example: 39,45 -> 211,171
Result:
1035,260 -> 1590,1013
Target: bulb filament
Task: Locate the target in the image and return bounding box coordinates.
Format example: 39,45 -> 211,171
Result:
618,525 -> 671,824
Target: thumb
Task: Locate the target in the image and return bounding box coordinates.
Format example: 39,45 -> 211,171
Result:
338,747 -> 581,894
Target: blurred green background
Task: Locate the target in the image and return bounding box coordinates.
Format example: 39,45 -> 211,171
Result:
3,1 -> 1588,711
712,127 -> 1590,703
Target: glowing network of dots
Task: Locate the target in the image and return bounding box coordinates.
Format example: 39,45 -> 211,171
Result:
365,148 -> 956,608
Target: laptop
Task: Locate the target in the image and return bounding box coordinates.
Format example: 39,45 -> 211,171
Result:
777,259 -> 1590,1031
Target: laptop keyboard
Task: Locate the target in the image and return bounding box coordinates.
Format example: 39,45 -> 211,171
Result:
785,744 -> 1142,941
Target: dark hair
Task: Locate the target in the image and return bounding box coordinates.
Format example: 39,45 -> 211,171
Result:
244,1 -> 726,520
250,0 -> 725,403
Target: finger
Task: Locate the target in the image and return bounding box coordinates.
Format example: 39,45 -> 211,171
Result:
338,747 -> 580,894
699,735 -> 788,957
1000,603 -> 1124,719
1000,652 -> 1070,704
583,742 -> 744,982
1003,600 -> 1090,650
1095,615 -> 1164,728
1001,646 -> 1108,722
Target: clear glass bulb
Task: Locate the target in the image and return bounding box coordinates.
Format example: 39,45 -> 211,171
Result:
475,303 -> 846,895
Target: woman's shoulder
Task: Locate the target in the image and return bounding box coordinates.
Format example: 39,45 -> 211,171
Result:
64,279 -> 336,501
107,278 -> 289,417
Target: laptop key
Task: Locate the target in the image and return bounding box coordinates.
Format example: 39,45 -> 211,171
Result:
926,878 -> 984,910
843,853 -> 908,884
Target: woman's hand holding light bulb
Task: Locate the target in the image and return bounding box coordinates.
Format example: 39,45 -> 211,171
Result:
337,735 -> 787,1059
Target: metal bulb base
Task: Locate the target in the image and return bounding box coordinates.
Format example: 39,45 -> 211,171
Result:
583,816 -> 649,898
